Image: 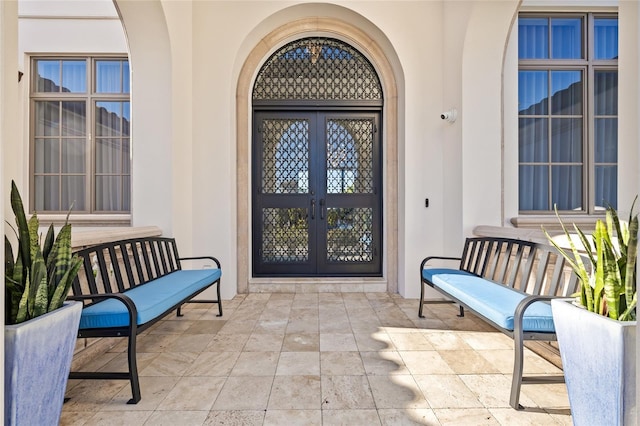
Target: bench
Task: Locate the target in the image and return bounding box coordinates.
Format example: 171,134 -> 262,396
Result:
67,236 -> 222,404
418,236 -> 580,410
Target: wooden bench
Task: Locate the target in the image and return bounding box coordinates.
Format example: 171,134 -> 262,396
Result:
67,236 -> 222,404
418,236 -> 580,409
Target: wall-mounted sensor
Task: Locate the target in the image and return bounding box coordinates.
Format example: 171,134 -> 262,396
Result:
440,108 -> 458,123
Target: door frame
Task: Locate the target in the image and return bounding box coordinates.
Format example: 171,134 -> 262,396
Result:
236,17 -> 399,293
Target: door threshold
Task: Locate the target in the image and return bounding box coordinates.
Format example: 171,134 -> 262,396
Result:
248,277 -> 387,293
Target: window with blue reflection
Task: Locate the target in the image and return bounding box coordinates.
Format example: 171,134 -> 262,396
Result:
96,60 -> 129,93
595,166 -> 617,209
36,60 -> 86,93
551,71 -> 582,115
552,165 -> 582,210
595,18 -> 618,60
551,118 -> 582,163
518,71 -> 548,115
36,61 -> 60,92
519,18 -> 548,59
519,118 -> 548,162
519,165 -> 549,210
61,61 -> 86,92
551,18 -> 582,59
594,71 -> 617,115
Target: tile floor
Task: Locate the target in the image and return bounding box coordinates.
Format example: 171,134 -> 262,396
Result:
61,292 -> 572,425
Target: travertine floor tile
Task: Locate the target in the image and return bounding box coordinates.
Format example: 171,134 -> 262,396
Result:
360,350 -> 410,375
164,334 -> 214,353
244,332 -> 285,352
400,350 -> 456,375
460,374 -> 537,408
282,332 -> 320,351
321,375 -> 376,409
367,375 -> 430,409
204,410 -> 265,425
388,332 -> 434,351
414,374 -> 484,409
139,352 -> 199,376
263,409 -> 322,426
268,375 -> 322,409
434,407 -> 499,425
144,410 -> 208,425
212,376 -> 274,410
103,376 -> 179,410
184,351 -> 240,376
490,407 -> 566,425
276,351 -> 320,376
321,409 -> 381,425
83,410 -> 153,425
157,376 -> 225,411
204,332 -> 249,352
320,332 -> 358,351
377,408 -> 440,426
320,351 -> 365,376
230,351 -> 279,376
438,349 -> 501,374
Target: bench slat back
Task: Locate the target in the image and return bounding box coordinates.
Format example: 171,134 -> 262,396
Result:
72,237 -> 181,300
460,237 -> 580,298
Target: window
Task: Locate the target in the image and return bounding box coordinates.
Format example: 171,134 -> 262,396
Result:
31,57 -> 130,214
518,14 -> 618,213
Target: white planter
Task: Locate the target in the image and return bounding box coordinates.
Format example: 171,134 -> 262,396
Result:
551,299 -> 637,426
4,301 -> 82,426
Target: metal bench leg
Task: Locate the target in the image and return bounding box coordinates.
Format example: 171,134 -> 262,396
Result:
216,280 -> 223,317
458,305 -> 464,317
126,333 -> 141,404
177,305 -> 184,317
509,330 -> 525,409
418,281 -> 425,318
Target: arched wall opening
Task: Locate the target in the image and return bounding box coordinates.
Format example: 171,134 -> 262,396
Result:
236,13 -> 402,294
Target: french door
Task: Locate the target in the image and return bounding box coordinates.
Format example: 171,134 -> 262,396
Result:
252,110 -> 382,276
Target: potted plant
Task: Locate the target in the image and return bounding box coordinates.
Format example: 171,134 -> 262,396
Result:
544,201 -> 637,426
4,180 -> 83,426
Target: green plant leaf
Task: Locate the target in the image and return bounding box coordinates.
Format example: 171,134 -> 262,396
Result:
624,214 -> 638,314
15,269 -> 31,324
543,208 -> 593,310
10,181 -> 31,289
47,223 -> 73,298
42,224 -> 55,266
48,256 -> 83,312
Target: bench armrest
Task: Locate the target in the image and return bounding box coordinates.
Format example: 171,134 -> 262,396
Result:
68,293 -> 139,331
420,256 -> 462,270
179,256 -> 221,269
513,295 -> 573,337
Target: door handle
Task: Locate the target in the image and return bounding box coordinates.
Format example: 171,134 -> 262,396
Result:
320,199 -> 325,220
311,199 -> 316,220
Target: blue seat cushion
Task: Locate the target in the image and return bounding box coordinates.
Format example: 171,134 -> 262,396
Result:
79,269 -> 221,329
431,273 -> 555,333
422,268 -> 475,283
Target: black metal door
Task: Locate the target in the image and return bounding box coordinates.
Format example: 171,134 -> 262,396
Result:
253,111 -> 382,276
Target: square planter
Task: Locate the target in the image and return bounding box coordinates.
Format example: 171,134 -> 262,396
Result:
551,299 -> 636,426
4,301 -> 82,426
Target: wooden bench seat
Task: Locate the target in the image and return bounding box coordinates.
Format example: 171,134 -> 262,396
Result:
419,236 -> 580,409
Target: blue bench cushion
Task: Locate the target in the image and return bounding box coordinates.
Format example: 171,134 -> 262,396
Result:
430,273 -> 555,333
79,269 -> 222,329
422,268 -> 474,283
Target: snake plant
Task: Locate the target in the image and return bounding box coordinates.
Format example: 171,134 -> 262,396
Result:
544,199 -> 638,321
5,180 -> 83,325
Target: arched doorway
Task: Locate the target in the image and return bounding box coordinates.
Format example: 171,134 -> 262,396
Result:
251,37 -> 383,277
